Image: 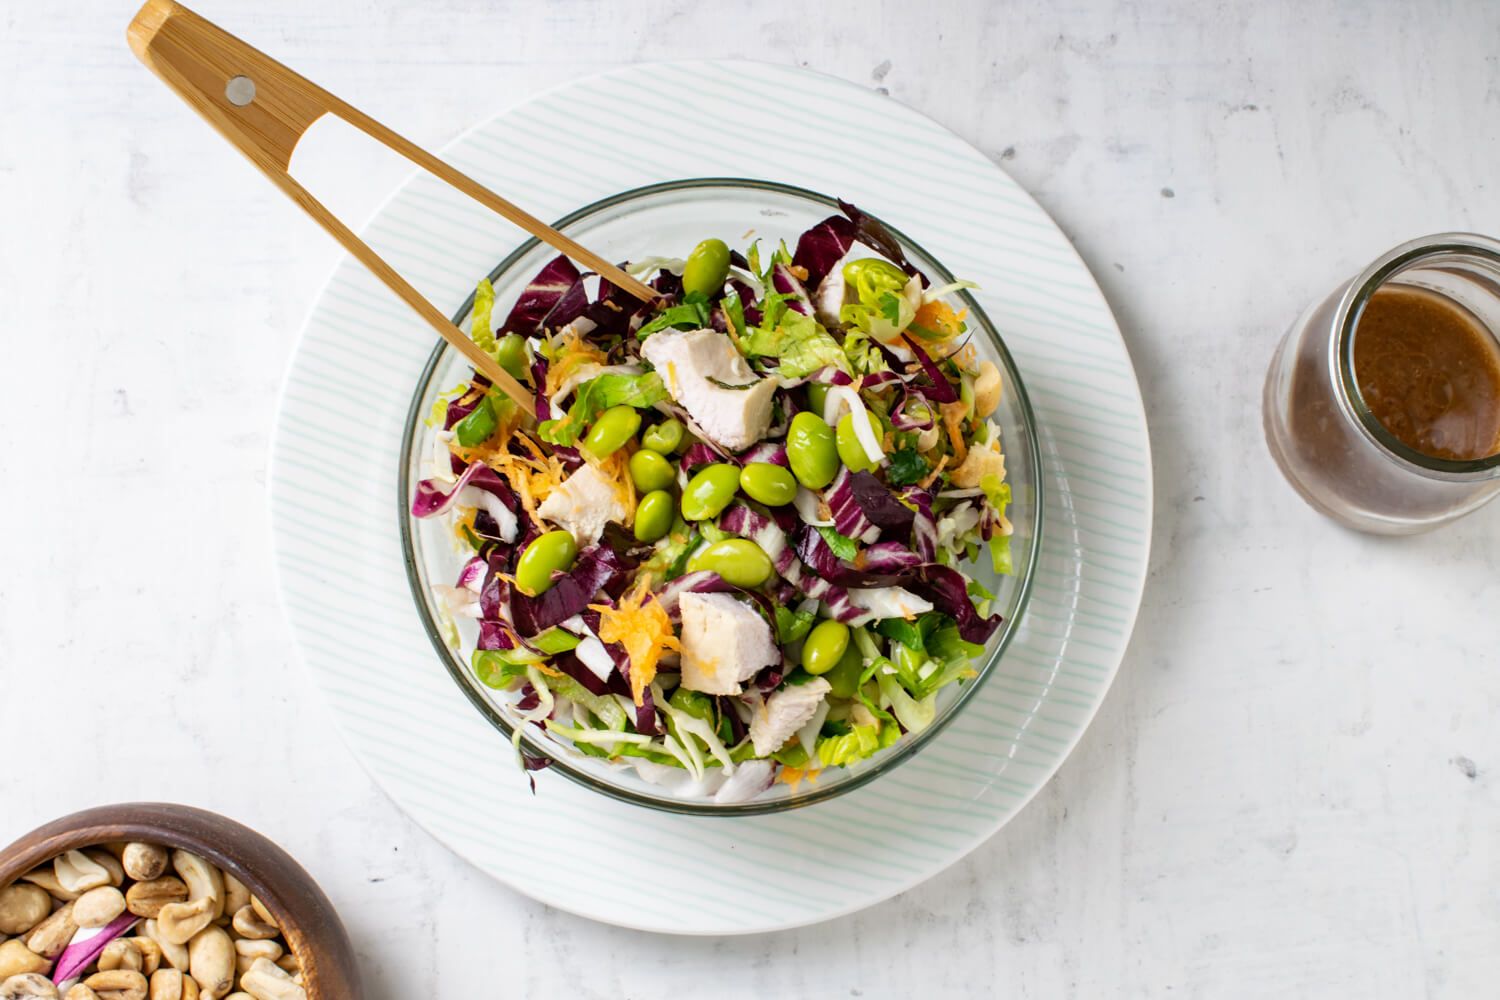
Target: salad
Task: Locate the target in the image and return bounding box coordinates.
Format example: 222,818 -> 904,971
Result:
411,200 -> 1014,803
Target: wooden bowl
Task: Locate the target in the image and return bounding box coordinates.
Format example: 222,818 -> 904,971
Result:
0,802 -> 361,998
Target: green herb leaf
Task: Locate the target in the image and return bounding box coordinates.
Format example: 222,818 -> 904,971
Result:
774,606 -> 816,644
538,372 -> 668,446
886,446 -> 929,486
816,525 -> 859,562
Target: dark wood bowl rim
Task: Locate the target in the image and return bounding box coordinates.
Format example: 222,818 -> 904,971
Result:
0,803 -> 361,998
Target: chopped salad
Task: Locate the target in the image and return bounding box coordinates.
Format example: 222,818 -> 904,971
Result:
412,201 -> 1014,803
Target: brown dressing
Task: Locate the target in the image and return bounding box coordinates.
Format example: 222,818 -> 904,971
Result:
1353,286 -> 1500,461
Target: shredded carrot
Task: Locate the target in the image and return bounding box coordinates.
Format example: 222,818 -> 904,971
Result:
456,431 -> 569,515
912,300 -> 967,341
544,326 -> 607,396
593,448 -> 638,527
917,454 -> 950,489
777,766 -> 819,789
591,575 -> 681,705
941,402 -> 969,462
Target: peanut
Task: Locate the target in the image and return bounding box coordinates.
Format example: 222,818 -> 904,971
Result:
0,887 -> 49,936
121,845 -> 168,883
81,970 -> 147,1000
145,970 -> 199,1000
74,887 -> 127,929
186,927 -> 233,1000
97,939 -> 143,974
125,879 -> 188,920
18,868 -> 77,903
130,936 -> 162,976
0,972 -> 59,998
0,941 -> 47,979
65,986 -> 102,1000
23,902 -> 76,959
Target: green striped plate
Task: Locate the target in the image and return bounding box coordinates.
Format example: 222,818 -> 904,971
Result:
269,61 -> 1151,934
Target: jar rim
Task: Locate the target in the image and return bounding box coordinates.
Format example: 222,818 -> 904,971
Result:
1333,232 -> 1500,479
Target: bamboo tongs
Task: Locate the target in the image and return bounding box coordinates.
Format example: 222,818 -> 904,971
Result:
127,0 -> 659,410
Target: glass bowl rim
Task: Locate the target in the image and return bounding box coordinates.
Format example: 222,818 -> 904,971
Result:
397,176 -> 1045,816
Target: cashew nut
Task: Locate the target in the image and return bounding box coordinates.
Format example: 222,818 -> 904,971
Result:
73,887 -> 127,929
226,909 -> 274,943
0,887 -> 50,936
81,970 -> 147,1000
186,927 -> 233,1000
82,851 -> 124,889
218,876 -> 248,923
129,936 -> 162,976
125,879 -> 188,921
270,955 -> 297,978
0,973 -> 59,999
121,845 -> 168,884
223,995 -> 252,1000
65,985 -> 102,1000
55,852 -> 110,895
230,939 -> 279,964
245,900 -> 274,932
97,939 -> 143,974
973,361 -> 1002,418
0,940 -> 48,978
168,855 -> 222,924
23,902 -> 76,959
237,959 -> 304,1000
18,868 -> 78,902
154,898 -> 215,947
141,921 -> 188,972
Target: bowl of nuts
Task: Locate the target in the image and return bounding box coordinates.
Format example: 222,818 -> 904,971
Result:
0,803 -> 360,999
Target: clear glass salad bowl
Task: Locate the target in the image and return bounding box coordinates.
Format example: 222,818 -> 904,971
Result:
399,178 -> 1043,815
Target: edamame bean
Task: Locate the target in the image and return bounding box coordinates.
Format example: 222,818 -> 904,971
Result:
629,449 -> 676,492
806,382 -> 830,417
682,238 -> 731,298
634,490 -> 675,542
641,417 -> 686,455
669,686 -> 714,722
786,412 -> 839,489
825,643 -> 864,699
836,411 -> 883,473
801,619 -> 851,675
453,396 -> 497,447
739,462 -> 797,506
687,538 -> 773,587
494,333 -> 528,380
582,404 -> 641,458
515,530 -> 577,597
681,463 -> 742,521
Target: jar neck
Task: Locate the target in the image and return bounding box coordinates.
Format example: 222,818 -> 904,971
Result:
1331,233 -> 1500,483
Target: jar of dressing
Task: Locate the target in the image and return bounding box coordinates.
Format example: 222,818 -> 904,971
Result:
1263,233 -> 1500,534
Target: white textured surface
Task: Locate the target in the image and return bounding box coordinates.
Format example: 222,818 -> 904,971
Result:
1,0 -> 1497,995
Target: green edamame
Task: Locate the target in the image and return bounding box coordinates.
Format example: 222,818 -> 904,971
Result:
801,619 -> 851,675
739,462 -> 797,506
786,411 -> 839,489
515,530 -> 577,597
825,643 -> 864,699
634,490 -> 675,542
629,449 -> 676,493
837,411 -> 884,473
806,382 -> 830,417
669,686 -> 715,722
494,333 -> 529,380
641,417 -> 686,455
453,396 -> 497,447
582,404 -> 641,459
681,463 -> 742,521
682,238 -> 731,298
687,538 -> 773,587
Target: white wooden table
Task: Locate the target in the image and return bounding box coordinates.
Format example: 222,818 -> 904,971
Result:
3,1 -> 1496,995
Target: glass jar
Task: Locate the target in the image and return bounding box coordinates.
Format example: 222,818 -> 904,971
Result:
1263,234 -> 1500,534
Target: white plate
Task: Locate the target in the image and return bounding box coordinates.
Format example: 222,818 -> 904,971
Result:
270,60 -> 1152,934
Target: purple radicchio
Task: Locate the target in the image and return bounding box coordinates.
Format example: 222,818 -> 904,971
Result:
912,564 -> 1003,644
508,544 -> 633,636
500,255 -> 588,335
792,214 -> 857,288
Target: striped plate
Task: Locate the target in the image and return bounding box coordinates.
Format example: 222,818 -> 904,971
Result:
269,61 -> 1152,934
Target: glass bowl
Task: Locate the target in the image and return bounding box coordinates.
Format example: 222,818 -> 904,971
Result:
399,178 -> 1042,815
